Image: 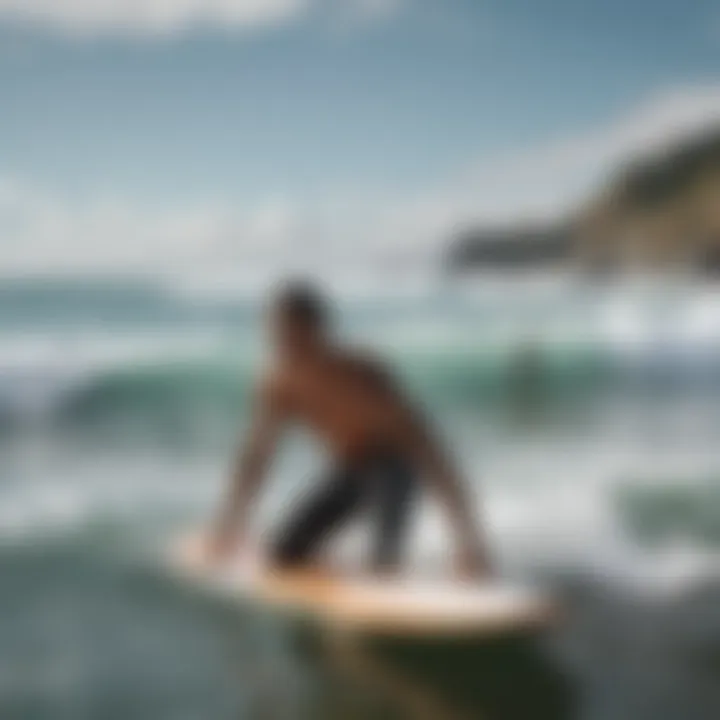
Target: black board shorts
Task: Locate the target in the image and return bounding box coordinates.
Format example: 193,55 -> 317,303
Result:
270,445 -> 417,572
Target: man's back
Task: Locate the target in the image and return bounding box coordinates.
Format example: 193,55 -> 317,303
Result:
269,349 -> 410,460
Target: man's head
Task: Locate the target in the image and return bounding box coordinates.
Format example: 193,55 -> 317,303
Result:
270,280 -> 330,358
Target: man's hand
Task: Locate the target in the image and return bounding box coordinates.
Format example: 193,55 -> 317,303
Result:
206,529 -> 245,563
177,529 -> 243,568
455,542 -> 494,581
208,378 -> 285,567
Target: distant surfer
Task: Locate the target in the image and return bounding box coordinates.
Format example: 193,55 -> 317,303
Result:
204,281 -> 492,578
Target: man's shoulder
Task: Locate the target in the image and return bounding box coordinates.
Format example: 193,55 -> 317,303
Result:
337,347 -> 396,389
338,346 -> 388,372
255,366 -> 291,404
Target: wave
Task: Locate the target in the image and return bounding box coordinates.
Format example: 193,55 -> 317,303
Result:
0,322 -> 719,441
0,343 -> 609,435
57,361 -> 251,428
617,480 -> 720,548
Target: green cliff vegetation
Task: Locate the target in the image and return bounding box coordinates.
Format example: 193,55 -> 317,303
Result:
578,127 -> 720,271
450,125 -> 720,274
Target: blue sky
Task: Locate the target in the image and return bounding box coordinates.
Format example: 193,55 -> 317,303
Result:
0,0 -> 719,283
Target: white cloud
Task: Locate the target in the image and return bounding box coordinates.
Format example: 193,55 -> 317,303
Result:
0,183 -> 310,275
0,0 -> 408,36
2,84 -> 720,281
405,84 -> 720,239
0,0 -> 308,35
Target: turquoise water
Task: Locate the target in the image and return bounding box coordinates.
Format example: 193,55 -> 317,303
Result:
1,277 -> 719,719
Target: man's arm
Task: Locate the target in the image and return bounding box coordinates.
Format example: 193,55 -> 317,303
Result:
362,355 -> 493,578
414,425 -> 493,578
395,404 -> 492,578
209,381 -> 286,559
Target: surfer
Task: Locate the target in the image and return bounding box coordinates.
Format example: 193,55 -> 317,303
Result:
206,281 -> 492,578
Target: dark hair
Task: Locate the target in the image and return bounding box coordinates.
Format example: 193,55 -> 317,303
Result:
273,280 -> 328,329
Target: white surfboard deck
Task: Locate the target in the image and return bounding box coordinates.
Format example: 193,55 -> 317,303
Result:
169,535 -> 556,638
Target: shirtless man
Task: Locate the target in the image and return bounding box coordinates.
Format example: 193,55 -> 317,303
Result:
207,281 -> 492,578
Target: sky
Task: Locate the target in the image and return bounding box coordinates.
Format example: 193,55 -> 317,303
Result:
1,0 -> 720,286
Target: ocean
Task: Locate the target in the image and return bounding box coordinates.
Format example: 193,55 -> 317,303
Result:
1,275 -> 719,719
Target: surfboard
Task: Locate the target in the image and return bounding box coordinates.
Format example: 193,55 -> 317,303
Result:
168,533 -> 556,639
167,534 -> 571,720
